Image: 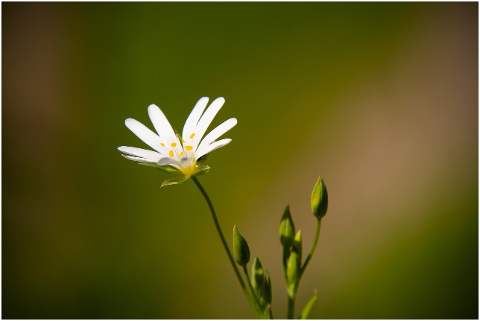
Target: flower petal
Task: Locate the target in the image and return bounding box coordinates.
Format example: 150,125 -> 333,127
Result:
191,97 -> 225,149
122,154 -> 156,164
125,118 -> 165,153
147,104 -> 182,151
196,138 -> 232,159
182,97 -> 209,141
118,146 -> 163,162
157,157 -> 182,167
196,118 -> 237,154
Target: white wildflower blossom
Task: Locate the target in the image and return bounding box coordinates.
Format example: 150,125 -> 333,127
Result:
118,97 -> 237,187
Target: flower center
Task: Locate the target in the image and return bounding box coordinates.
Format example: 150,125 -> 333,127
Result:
179,159 -> 198,177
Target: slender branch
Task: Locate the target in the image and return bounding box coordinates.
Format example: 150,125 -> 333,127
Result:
301,219 -> 322,275
191,177 -> 255,316
287,295 -> 296,319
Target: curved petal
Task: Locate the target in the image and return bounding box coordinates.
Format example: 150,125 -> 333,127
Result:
196,138 -> 232,159
147,105 -> 182,153
118,146 -> 163,162
182,97 -> 209,141
122,155 -> 156,164
157,157 -> 181,167
125,118 -> 165,153
190,97 -> 225,149
196,118 -> 237,154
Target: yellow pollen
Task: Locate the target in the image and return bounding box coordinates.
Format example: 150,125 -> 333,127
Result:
190,133 -> 195,139
171,143 -> 176,147
169,150 -> 174,157
185,145 -> 193,151
182,139 -> 185,143
160,143 -> 165,147
180,152 -> 184,157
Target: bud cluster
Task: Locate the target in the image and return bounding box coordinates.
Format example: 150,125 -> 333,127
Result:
232,226 -> 272,317
279,177 -> 328,307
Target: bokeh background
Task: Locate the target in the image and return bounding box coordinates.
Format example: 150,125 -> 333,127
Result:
2,2 -> 478,319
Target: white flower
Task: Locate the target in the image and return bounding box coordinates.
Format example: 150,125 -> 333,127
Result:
118,97 -> 237,187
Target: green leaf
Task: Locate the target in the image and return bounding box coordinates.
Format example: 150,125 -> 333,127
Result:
160,175 -> 189,188
300,291 -> 318,319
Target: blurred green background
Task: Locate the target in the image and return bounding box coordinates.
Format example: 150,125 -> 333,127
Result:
2,2 -> 477,319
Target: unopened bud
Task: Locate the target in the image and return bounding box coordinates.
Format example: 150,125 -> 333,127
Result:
233,225 -> 250,266
251,257 -> 265,297
286,249 -> 301,297
311,177 -> 328,219
263,270 -> 272,305
279,205 -> 295,247
293,230 -> 303,262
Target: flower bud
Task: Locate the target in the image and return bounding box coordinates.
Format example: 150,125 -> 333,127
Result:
311,177 -> 328,219
279,205 -> 295,247
293,230 -> 303,262
251,257 -> 265,297
263,270 -> 272,305
286,248 -> 300,297
233,225 -> 250,266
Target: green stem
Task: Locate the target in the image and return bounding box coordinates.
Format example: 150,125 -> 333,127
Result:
242,266 -> 262,316
191,177 -> 255,316
287,295 -> 296,319
301,219 -> 322,275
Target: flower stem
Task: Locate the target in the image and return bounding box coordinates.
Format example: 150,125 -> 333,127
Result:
301,219 -> 322,275
191,177 -> 255,317
287,295 -> 296,319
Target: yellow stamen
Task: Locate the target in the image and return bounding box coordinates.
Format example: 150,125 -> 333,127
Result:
190,133 -> 195,139
160,143 -> 165,147
180,152 -> 184,157
171,143 -> 176,147
169,150 -> 174,157
185,145 -> 193,151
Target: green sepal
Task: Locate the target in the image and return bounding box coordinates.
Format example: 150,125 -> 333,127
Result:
138,162 -> 181,174
311,177 -> 328,219
293,230 -> 303,262
251,257 -> 265,298
193,165 -> 210,176
263,270 -> 272,305
232,225 -> 250,266
160,175 -> 189,188
279,205 -> 295,248
286,248 -> 300,297
300,290 -> 318,319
